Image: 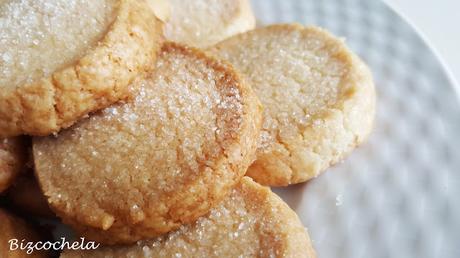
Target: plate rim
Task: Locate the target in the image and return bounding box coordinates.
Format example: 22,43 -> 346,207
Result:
382,0 -> 460,101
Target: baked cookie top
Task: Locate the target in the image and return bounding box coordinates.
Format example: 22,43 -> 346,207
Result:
61,177 -> 316,258
0,0 -> 116,89
0,0 -> 163,137
211,24 -> 375,186
0,137 -> 28,193
164,0 -> 255,48
33,43 -> 262,244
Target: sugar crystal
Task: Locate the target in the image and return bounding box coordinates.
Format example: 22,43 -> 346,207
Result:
0,0 -> 116,88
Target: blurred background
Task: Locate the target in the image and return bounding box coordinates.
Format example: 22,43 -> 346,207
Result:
385,0 -> 460,91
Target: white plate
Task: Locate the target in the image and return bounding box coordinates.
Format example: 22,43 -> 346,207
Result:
250,0 -> 460,257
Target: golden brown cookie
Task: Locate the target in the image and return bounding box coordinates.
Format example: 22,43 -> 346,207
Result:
0,137 -> 28,193
0,209 -> 49,258
61,177 -> 316,258
0,0 -> 163,137
33,42 -> 262,244
6,173 -> 54,218
210,24 -> 376,186
164,0 -> 255,48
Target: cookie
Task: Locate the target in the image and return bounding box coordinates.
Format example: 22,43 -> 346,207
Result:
61,177 -> 316,258
164,0 -> 255,48
0,0 -> 163,137
33,43 -> 262,244
0,209 -> 48,258
6,173 -> 55,218
0,137 -> 28,193
210,24 -> 376,186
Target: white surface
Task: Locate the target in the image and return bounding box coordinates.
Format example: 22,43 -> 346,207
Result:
385,0 -> 460,89
251,0 -> 460,257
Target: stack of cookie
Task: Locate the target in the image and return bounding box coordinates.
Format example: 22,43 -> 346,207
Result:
0,0 -> 375,257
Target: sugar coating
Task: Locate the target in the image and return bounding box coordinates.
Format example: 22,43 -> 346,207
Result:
211,24 -> 376,185
0,0 -> 163,138
33,43 -> 261,244
0,136 -> 27,193
60,177 -> 316,258
0,0 -> 116,88
165,0 -> 255,48
213,25 -> 345,150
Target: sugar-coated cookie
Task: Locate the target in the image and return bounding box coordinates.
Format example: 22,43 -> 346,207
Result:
164,0 -> 255,48
61,177 -> 316,258
34,43 -> 262,244
0,0 -> 163,137
211,24 -> 376,186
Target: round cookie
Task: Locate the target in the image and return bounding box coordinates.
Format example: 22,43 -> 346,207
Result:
0,137 -> 28,193
164,0 -> 255,48
210,24 -> 376,186
0,0 -> 163,137
33,43 -> 262,244
61,177 -> 316,258
0,209 -> 49,258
